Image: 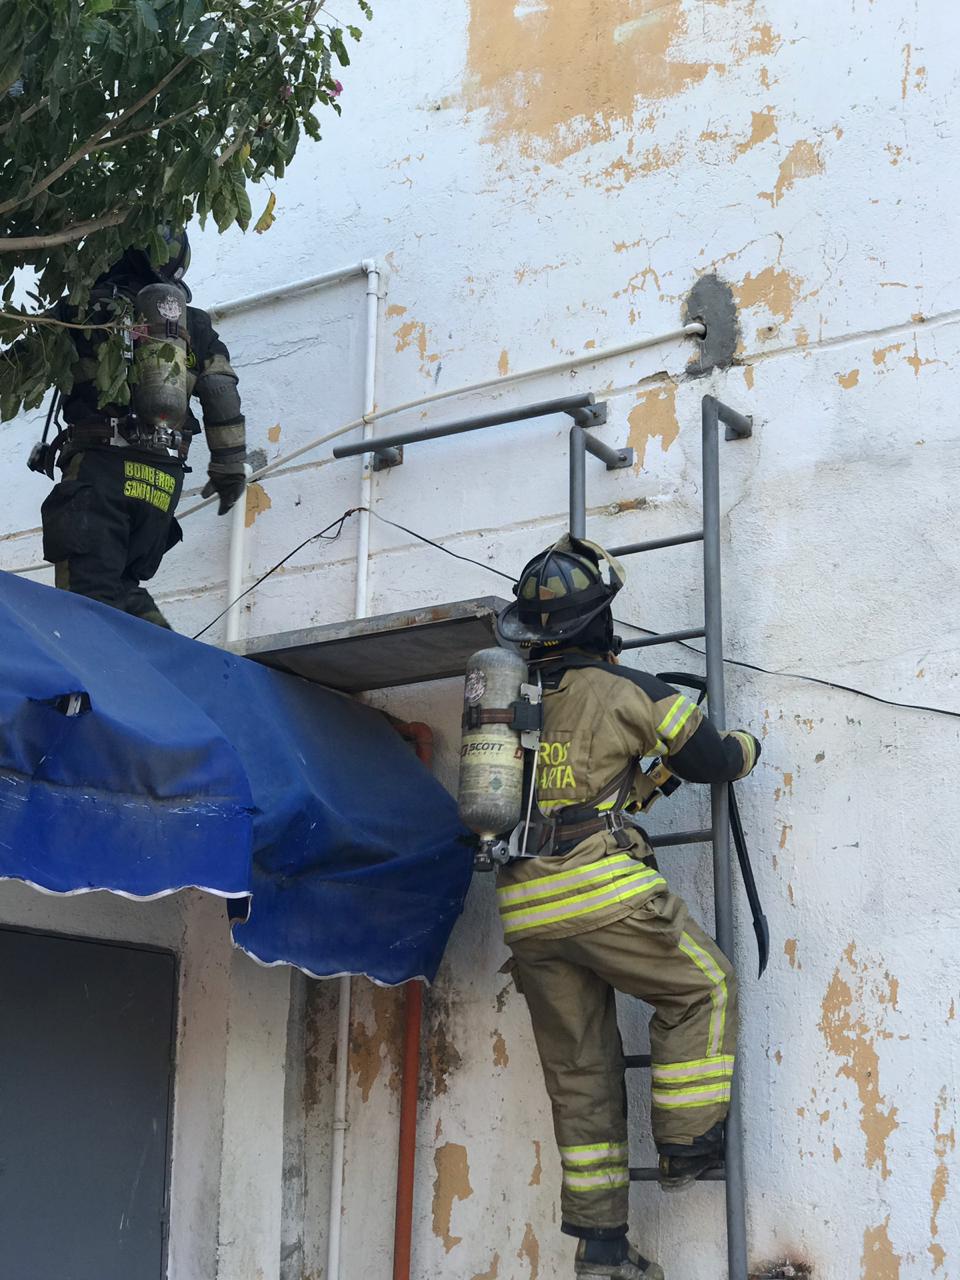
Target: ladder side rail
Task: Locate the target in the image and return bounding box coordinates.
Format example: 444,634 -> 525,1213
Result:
702,394 -> 749,1280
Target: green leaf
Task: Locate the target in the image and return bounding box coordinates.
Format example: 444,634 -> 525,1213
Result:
135,0 -> 160,34
86,0 -> 116,13
182,15 -> 216,53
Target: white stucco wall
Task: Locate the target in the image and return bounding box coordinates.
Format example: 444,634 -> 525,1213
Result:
3,2 -> 960,1278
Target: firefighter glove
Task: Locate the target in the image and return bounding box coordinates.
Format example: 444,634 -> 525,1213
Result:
202,455 -> 247,516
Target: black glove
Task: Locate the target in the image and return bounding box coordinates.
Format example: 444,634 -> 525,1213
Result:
202,458 -> 246,516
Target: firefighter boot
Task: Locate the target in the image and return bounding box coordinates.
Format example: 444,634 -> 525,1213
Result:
574,1238 -> 665,1279
658,1121 -> 725,1191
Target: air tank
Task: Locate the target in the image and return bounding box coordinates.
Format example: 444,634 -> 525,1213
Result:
132,282 -> 189,431
458,646 -> 528,843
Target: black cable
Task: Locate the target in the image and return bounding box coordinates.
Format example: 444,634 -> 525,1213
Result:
192,503 -> 960,721
191,508 -> 359,640
614,622 -> 960,722
365,509 -> 516,582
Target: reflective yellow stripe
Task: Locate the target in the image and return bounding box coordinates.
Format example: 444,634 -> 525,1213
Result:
501,868 -> 662,925
652,1055 -> 735,1084
560,1141 -> 628,1165
652,1082 -> 731,1109
656,695 -> 685,737
501,872 -> 666,937
730,731 -> 755,774
497,854 -> 639,906
678,932 -> 728,1057
563,1167 -> 630,1192
670,700 -> 697,740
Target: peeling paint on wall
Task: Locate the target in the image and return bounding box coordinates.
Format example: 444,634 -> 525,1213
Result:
837,369 -> 860,389
759,139 -> 824,205
424,991 -> 464,1099
518,1221 -> 540,1280
860,1217 -> 901,1279
735,263 -> 811,324
628,383 -> 679,469
432,1143 -> 474,1253
492,1030 -> 509,1068
819,944 -> 900,1180
928,1086 -> 955,1272
459,0 -> 716,161
529,1140 -> 543,1186
349,982 -> 404,1103
458,0 -> 779,163
244,482 -> 272,528
472,1253 -> 501,1280
736,106 -> 777,155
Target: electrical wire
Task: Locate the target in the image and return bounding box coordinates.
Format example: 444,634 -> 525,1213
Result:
191,508 -> 359,640
193,504 -> 960,721
365,509 -> 516,583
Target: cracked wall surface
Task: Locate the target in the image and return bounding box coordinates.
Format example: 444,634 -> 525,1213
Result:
2,1 -> 959,1277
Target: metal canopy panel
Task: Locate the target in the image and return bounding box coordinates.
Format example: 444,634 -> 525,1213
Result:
239,596 -> 509,692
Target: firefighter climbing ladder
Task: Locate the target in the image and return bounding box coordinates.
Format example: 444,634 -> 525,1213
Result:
336,390 -> 754,1280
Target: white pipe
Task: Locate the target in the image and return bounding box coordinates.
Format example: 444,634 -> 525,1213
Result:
325,262 -> 381,1280
224,464 -> 252,644
326,972 -> 352,1280
353,260 -> 381,621
210,263 -> 369,320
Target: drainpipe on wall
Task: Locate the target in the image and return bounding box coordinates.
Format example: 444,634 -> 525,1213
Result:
390,721 -> 433,1280
326,259 -> 383,1280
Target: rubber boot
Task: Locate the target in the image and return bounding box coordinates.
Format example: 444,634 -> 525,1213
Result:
574,1238 -> 665,1279
658,1120 -> 725,1191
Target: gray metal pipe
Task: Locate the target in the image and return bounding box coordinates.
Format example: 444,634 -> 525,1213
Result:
333,392 -> 595,459
569,425 -> 587,539
619,627 -> 705,651
609,530 -> 704,557
647,828 -> 714,848
583,430 -> 630,470
701,394 -> 749,1280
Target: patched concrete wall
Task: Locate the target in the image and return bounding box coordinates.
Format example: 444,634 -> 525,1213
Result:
3,2 -> 960,1278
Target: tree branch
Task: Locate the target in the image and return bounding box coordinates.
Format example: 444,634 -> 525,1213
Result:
0,209 -> 129,252
96,102 -> 204,153
0,311 -> 124,332
0,57 -> 192,217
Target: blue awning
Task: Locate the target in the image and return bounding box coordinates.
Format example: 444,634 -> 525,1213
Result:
0,572 -> 473,984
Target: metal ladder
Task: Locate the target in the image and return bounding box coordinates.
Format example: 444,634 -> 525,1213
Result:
338,386 -> 754,1277
586,393 -> 753,1280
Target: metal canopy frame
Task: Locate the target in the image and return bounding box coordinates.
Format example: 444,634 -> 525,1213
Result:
327,387 -> 755,1279
237,597 -> 509,693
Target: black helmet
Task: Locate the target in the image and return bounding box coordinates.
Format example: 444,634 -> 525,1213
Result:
149,227 -> 191,285
496,534 -> 625,648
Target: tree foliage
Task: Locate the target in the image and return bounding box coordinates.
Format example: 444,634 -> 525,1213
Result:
0,0 -> 371,420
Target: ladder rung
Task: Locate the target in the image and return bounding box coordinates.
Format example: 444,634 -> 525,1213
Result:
629,1166 -> 726,1182
620,628 -> 706,651
624,1054 -> 652,1069
647,828 -> 714,848
608,530 -> 704,557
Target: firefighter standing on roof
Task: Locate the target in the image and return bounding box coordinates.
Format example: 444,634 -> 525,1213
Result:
492,535 -> 761,1280
36,229 -> 247,630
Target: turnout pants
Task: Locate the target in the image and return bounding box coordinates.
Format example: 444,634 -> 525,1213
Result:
41,449 -> 184,629
509,887 -> 737,1234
